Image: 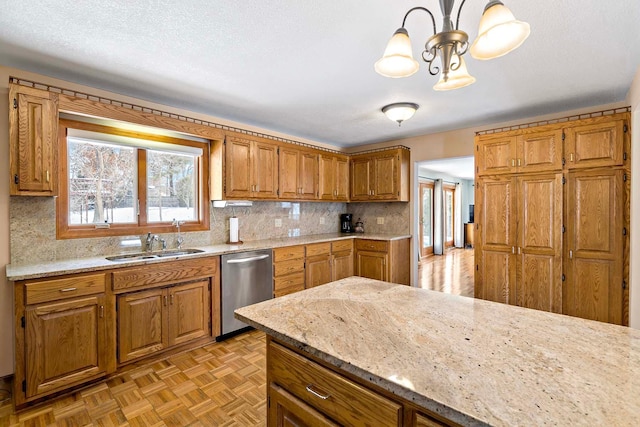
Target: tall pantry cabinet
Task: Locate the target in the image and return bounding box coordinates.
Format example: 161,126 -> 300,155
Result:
474,112 -> 630,325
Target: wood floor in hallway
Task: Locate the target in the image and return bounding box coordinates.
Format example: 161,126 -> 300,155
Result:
418,248 -> 475,298
0,330 -> 267,427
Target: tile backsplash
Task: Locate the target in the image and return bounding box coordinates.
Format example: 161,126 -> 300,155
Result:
9,197 -> 410,265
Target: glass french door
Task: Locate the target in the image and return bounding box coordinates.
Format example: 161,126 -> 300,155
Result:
444,185 -> 455,248
419,182 -> 434,257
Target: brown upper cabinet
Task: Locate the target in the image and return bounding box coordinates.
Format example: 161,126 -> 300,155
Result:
350,147 -> 410,202
9,84 -> 58,196
318,154 -> 349,201
213,132 -> 279,199
279,146 -> 318,200
564,117 -> 625,169
477,113 -> 628,176
476,126 -> 563,175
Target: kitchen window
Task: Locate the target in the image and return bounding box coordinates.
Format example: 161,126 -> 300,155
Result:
57,119 -> 210,238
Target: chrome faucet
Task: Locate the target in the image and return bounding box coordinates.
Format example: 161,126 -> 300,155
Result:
146,233 -> 159,252
173,219 -> 185,249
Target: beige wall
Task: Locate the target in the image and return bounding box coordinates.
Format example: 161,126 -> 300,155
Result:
626,66 -> 640,329
352,101 -> 631,293
0,65 -> 354,377
0,68 -> 12,376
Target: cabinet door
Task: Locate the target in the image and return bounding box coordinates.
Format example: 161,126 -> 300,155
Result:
252,141 -> 279,199
269,383 -> 338,427
564,119 -> 625,169
299,151 -> 318,200
350,157 -> 371,200
565,169 -> 624,324
279,147 -> 300,199
475,177 -> 516,304
372,153 -> 398,200
225,136 -> 253,198
335,156 -> 349,201
332,251 -> 354,281
476,135 -> 517,176
306,255 -> 332,288
515,174 -> 563,313
25,295 -> 107,398
318,155 -> 335,200
517,128 -> 563,173
355,251 -> 388,281
118,289 -> 167,363
168,280 -> 211,346
9,84 -> 58,196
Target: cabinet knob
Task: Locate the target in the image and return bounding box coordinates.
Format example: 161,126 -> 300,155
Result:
59,287 -> 77,292
46,170 -> 50,183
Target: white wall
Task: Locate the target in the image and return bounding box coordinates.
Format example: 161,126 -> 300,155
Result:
626,66 -> 640,329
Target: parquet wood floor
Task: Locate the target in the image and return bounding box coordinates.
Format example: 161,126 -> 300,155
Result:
418,248 -> 474,297
0,330 -> 267,427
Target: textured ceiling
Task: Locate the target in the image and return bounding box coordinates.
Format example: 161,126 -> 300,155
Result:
0,1 -> 639,147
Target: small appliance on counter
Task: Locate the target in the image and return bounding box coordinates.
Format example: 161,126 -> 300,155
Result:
340,213 -> 353,233
354,218 -> 364,233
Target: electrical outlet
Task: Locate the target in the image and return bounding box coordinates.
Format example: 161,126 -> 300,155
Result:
377,217 -> 384,225
319,217 -> 325,225
275,218 -> 282,227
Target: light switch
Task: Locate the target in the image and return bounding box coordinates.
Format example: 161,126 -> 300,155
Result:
319,217 -> 325,225
275,218 -> 282,227
377,217 -> 384,225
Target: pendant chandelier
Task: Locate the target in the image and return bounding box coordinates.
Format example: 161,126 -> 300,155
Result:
375,0 -> 530,91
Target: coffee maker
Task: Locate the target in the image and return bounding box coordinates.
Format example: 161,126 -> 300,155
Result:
340,214 -> 354,233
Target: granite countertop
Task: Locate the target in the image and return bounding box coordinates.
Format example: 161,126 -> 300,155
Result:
235,277 -> 640,427
6,233 -> 410,281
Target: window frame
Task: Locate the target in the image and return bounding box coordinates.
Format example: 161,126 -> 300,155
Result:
56,119 -> 210,239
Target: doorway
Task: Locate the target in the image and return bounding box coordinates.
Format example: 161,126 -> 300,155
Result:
416,157 -> 475,296
419,181 -> 434,257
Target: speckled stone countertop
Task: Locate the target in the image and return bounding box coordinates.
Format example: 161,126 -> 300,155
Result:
235,277 -> 640,427
6,233 -> 410,281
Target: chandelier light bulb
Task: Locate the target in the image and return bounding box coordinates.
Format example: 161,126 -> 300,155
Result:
374,28 -> 420,78
433,57 -> 476,91
470,1 -> 531,60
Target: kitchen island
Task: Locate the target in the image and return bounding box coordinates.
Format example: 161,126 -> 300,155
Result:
235,277 -> 640,426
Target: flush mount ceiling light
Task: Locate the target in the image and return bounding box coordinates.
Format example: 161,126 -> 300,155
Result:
375,0 -> 530,91
382,102 -> 419,126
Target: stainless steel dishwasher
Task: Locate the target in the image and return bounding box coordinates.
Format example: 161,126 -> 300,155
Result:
220,249 -> 273,339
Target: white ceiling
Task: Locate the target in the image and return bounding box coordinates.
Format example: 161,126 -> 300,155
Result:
0,1 -> 639,148
419,157 -> 475,180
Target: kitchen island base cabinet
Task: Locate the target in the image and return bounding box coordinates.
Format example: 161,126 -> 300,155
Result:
267,338 -> 456,427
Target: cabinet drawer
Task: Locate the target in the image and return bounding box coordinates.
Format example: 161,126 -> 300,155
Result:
274,245 -> 305,262
269,341 -> 401,426
112,257 -> 218,292
274,273 -> 305,292
274,259 -> 305,277
25,273 -> 106,305
355,239 -> 388,253
305,242 -> 331,257
331,240 -> 352,253
274,276 -> 305,298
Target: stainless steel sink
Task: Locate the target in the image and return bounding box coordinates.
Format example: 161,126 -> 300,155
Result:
106,248 -> 204,262
156,249 -> 205,257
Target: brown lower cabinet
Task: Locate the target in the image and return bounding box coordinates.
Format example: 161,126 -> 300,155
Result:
13,256 -> 220,408
354,238 -> 411,285
117,280 -> 211,363
267,338 -> 453,427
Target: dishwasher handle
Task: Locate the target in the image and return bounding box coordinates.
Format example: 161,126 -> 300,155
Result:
226,254 -> 270,264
